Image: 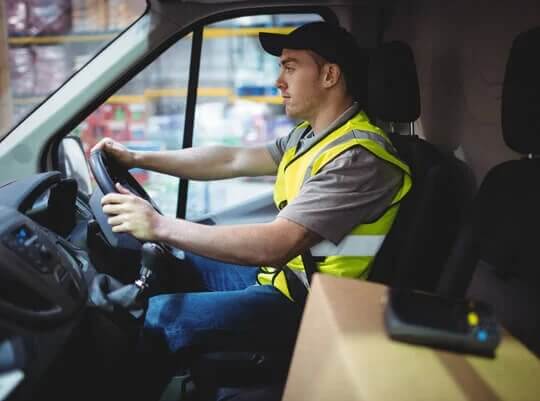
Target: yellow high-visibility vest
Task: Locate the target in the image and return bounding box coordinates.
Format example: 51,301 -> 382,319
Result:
257,111 -> 412,302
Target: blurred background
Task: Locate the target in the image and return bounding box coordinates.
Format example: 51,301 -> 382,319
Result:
1,0 -> 321,219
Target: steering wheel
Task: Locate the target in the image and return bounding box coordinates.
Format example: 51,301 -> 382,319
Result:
89,149 -> 162,214
88,149 -> 175,286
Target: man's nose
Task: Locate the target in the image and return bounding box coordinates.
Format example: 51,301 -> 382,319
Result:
275,73 -> 286,90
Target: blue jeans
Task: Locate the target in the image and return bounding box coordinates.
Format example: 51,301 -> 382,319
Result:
140,252 -> 303,355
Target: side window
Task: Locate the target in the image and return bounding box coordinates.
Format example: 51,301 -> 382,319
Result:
187,13 -> 323,221
72,34 -> 192,217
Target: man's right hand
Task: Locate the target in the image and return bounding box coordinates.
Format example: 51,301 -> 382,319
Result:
91,138 -> 136,168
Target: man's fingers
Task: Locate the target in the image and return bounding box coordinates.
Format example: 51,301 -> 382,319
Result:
91,138 -> 112,153
115,182 -> 132,195
90,139 -> 105,153
107,214 -> 125,226
111,222 -> 130,233
101,185 -> 135,208
102,203 -> 129,215
101,192 -> 130,205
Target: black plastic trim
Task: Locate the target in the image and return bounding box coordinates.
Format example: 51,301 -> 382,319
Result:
177,27 -> 203,219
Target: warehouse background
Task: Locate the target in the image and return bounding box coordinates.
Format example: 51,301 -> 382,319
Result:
0,1 -> 319,218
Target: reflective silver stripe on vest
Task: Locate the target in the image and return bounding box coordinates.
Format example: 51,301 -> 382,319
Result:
287,123 -> 310,150
350,129 -> 395,152
302,130 -> 397,185
310,235 -> 386,257
289,268 -> 309,288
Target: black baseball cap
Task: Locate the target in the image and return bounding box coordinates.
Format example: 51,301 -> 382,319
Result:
259,21 -> 361,69
259,21 -> 367,102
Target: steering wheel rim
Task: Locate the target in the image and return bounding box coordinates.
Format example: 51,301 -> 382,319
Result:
89,149 -> 162,213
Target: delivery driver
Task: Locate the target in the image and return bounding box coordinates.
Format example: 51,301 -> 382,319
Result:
94,21 -> 411,397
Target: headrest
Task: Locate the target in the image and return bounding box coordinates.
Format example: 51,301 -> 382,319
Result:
367,41 -> 420,123
502,26 -> 540,154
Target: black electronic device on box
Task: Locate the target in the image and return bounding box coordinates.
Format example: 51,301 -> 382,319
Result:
384,288 -> 501,357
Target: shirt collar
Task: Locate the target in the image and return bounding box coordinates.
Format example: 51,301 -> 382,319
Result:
306,102 -> 360,140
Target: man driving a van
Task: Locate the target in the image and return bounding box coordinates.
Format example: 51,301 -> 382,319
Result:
94,20 -> 410,388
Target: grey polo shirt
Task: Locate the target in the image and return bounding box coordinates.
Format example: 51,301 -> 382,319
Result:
266,103 -> 404,245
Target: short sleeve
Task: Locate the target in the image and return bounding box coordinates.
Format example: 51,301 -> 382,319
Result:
266,135 -> 289,165
277,146 -> 404,244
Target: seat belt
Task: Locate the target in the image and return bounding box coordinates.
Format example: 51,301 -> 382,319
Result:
301,250 -> 320,284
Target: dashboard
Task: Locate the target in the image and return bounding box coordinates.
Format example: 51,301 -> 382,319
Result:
0,172 -> 137,401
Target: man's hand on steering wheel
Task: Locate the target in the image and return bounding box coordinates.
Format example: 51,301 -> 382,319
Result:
101,183 -> 166,242
91,138 -> 137,169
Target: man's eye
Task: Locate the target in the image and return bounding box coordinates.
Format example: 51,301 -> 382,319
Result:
285,67 -> 294,72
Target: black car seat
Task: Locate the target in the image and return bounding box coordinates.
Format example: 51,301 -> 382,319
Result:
437,26 -> 540,356
367,41 -> 476,292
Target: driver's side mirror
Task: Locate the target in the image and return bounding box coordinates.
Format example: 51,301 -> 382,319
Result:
58,136 -> 93,196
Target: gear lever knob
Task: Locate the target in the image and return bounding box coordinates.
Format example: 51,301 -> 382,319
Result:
135,242 -> 165,290
141,242 -> 165,270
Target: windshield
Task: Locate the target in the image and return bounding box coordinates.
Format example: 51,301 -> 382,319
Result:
0,0 -> 147,139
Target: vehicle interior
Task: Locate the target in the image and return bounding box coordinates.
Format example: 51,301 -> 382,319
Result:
0,0 -> 539,400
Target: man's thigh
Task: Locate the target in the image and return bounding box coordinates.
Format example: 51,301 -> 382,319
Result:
143,284 -> 302,353
184,252 -> 260,292
167,252 -> 259,293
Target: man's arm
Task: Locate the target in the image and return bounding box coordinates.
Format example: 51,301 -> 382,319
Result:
92,138 -> 278,180
102,183 -> 321,267
134,145 -> 278,180
157,216 -> 320,267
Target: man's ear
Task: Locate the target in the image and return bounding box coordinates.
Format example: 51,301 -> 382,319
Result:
321,63 -> 342,89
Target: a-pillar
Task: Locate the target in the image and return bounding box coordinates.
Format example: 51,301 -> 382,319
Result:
0,1 -> 13,136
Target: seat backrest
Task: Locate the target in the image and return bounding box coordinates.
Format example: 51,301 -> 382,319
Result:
367,41 -> 476,292
438,27 -> 540,355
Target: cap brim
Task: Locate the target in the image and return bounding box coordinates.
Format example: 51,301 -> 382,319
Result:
259,32 -> 289,56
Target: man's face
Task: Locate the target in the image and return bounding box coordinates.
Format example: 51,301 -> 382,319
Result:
276,48 -> 325,120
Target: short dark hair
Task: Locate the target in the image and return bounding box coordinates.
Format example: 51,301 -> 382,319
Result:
259,21 -> 368,106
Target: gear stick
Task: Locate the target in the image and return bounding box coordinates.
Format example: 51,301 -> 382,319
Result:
135,242 -> 166,292
88,242 -> 167,319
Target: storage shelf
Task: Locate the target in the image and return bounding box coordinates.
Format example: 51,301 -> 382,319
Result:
8,32 -> 121,45
7,26 -> 294,46
13,88 -> 282,106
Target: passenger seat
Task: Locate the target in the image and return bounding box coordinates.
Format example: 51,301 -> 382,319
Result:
438,26 -> 540,356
